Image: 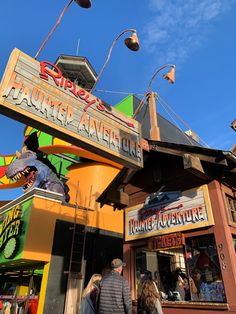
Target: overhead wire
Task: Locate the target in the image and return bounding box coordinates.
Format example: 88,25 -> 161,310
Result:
157,94 -> 210,147
156,95 -> 197,146
89,88 -> 209,148
93,89 -> 144,97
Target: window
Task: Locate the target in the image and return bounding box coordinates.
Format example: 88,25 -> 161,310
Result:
135,234 -> 226,304
233,236 -> 236,252
225,194 -> 236,222
185,235 -> 226,302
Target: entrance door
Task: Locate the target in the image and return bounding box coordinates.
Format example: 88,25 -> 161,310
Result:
157,253 -> 176,292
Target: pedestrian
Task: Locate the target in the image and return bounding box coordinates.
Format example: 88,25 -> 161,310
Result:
79,273 -> 102,314
98,258 -> 132,314
140,279 -> 163,314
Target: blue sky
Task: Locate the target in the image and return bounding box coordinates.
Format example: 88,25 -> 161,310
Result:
0,0 -> 235,200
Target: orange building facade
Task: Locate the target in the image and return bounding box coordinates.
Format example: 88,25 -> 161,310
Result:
0,162 -> 124,314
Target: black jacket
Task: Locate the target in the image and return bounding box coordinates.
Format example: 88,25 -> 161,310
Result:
98,270 -> 132,314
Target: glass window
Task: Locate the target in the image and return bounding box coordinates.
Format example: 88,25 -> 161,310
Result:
135,234 -> 226,304
185,235 -> 226,302
225,194 -> 236,222
233,236 -> 236,251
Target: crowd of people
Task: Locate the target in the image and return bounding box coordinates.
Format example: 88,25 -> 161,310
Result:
79,258 -> 133,314
79,258 -> 164,314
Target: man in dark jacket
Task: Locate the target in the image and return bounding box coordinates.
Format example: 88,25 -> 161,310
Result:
98,258 -> 132,314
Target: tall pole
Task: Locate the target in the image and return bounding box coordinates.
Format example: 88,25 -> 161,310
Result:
34,0 -> 73,59
34,0 -> 91,60
90,29 -> 139,94
133,64 -> 175,119
148,92 -> 161,141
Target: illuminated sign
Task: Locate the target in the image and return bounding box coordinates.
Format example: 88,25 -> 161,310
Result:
0,205 -> 22,259
0,49 -> 143,169
125,186 -> 214,241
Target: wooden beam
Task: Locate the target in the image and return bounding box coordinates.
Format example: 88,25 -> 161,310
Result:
151,144 -> 228,166
183,154 -> 210,180
106,190 -> 129,208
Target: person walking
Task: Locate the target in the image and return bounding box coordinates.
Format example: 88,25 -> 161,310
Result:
140,279 -> 163,314
98,258 -> 132,314
79,273 -> 102,314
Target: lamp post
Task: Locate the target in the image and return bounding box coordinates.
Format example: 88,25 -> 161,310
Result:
34,0 -> 91,60
90,29 -> 140,94
133,64 -> 175,141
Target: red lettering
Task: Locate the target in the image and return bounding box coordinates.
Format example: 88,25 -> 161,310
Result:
84,99 -> 96,112
96,102 -> 106,111
39,61 -> 62,86
70,82 -> 77,97
77,89 -> 86,98
64,79 -> 73,90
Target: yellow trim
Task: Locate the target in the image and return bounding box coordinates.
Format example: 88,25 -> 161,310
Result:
37,262 -> 50,314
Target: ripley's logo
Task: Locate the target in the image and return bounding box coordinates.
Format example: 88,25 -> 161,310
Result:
39,61 -> 135,128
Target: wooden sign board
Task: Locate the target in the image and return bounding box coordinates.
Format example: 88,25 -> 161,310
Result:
125,185 -> 214,241
0,49 -> 143,169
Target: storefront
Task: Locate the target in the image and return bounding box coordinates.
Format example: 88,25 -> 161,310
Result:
123,182 -> 236,313
96,133 -> 236,313
0,192 -> 46,313
0,49 -> 145,313
0,160 -> 125,314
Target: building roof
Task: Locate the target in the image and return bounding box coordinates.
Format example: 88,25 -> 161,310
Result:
115,95 -> 200,146
97,95 -> 236,209
97,139 -> 236,210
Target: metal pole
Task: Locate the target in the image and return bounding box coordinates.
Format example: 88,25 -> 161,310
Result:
34,0 -> 73,59
90,29 -> 136,94
133,64 -> 175,118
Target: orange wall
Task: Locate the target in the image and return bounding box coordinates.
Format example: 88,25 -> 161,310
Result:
23,162 -> 124,262
66,162 -> 124,231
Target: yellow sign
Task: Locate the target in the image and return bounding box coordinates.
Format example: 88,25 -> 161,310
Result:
0,205 -> 22,251
0,49 -> 143,169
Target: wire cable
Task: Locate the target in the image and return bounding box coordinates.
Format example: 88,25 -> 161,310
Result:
93,89 -> 145,97
156,94 -> 210,147
87,87 -> 209,148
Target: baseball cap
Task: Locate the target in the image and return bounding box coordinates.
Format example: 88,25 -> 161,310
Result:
111,258 -> 126,269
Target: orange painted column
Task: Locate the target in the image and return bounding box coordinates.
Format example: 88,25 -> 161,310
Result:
208,180 -> 236,310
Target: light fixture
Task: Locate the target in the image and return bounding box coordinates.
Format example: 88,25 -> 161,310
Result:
34,0 -> 92,59
163,67 -> 175,84
133,64 -> 175,141
231,119 -> 236,132
124,32 -> 140,51
90,29 -> 140,94
133,64 -> 175,118
75,0 -> 91,8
